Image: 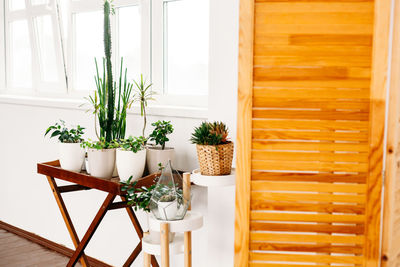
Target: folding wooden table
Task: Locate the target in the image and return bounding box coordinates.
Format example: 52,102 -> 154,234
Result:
37,160 -> 159,267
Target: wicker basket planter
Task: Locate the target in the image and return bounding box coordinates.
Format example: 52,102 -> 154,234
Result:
196,142 -> 234,176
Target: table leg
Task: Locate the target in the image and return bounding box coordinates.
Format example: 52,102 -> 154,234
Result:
67,193 -> 116,267
120,196 -> 159,267
46,176 -> 90,267
143,232 -> 151,267
160,223 -> 170,267
184,231 -> 192,267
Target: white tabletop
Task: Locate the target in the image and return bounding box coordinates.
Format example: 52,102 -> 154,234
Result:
148,211 -> 204,232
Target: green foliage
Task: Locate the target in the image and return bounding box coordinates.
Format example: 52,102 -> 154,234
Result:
45,120 -> 85,143
149,120 -> 174,150
117,136 -> 147,153
81,137 -> 118,150
121,176 -> 156,212
190,121 -> 230,145
133,75 -> 156,137
104,0 -> 114,143
83,1 -> 134,143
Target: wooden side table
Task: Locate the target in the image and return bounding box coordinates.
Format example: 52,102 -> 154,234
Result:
37,160 -> 159,267
142,173 -> 204,267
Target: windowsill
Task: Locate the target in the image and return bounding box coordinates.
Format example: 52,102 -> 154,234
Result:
0,94 -> 208,119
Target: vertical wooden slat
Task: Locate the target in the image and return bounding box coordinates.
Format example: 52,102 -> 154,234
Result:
382,0 -> 400,266
365,0 -> 393,266
234,0 -> 255,266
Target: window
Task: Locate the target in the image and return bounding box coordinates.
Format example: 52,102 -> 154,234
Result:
4,0 -> 66,92
1,0 -> 209,108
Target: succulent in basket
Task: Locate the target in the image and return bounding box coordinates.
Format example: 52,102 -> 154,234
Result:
190,121 -> 234,176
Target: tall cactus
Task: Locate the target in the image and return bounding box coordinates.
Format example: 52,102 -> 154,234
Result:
104,0 -> 114,143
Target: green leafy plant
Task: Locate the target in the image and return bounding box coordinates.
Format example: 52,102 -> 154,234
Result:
45,120 -> 85,143
84,1 -> 134,142
133,75 -> 156,137
121,176 -> 156,212
117,136 -> 147,153
149,120 -> 174,150
81,137 -> 118,150
190,121 -> 230,145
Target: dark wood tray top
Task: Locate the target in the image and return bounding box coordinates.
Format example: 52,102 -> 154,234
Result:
37,160 -> 158,195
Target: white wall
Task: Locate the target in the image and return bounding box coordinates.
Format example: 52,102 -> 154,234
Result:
0,0 -> 239,266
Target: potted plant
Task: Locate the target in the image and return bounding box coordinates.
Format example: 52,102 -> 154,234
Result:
190,121 -> 234,175
45,120 -> 85,172
116,136 -> 147,182
82,0 -> 134,177
81,138 -> 118,179
146,120 -> 175,174
121,177 -> 176,243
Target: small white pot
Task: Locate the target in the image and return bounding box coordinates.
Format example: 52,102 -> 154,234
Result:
59,143 -> 85,172
158,200 -> 178,220
116,149 -> 147,182
87,148 -> 116,179
146,147 -> 175,174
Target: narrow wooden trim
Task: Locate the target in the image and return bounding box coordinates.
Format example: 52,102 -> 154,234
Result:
382,0 -> 400,266
183,173 -> 192,267
0,220 -> 112,267
365,0 -> 393,266
58,184 -> 91,193
234,0 -> 255,267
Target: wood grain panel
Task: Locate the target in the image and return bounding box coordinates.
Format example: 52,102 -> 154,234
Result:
251,181 -> 367,193
235,0 -> 385,265
249,252 -> 364,264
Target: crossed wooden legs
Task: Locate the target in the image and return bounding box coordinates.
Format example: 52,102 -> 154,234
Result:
46,176 -> 159,267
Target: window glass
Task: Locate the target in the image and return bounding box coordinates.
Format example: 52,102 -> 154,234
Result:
74,11 -> 103,91
9,20 -> 33,88
118,5 -> 141,80
31,0 -> 49,5
34,15 -> 59,82
9,0 -> 26,11
163,0 -> 209,95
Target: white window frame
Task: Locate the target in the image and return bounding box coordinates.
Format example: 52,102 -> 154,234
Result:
0,1 -> 5,92
151,0 -> 208,108
4,0 -> 66,95
0,0 -> 209,116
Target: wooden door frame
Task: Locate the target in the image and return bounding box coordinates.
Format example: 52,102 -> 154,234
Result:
234,0 -> 254,266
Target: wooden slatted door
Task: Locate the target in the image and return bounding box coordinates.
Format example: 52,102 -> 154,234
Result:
235,0 -> 391,267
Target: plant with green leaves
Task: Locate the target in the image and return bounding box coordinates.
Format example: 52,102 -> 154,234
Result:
149,120 -> 174,150
121,177 -> 156,212
45,120 -> 85,143
81,137 -> 118,150
117,136 -> 147,153
190,121 -> 230,145
84,1 -> 134,142
133,75 -> 156,137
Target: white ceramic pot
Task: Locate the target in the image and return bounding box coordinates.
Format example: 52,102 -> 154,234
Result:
87,148 -> 116,179
59,142 -> 85,172
158,200 -> 178,220
116,148 -> 147,182
146,147 -> 175,174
